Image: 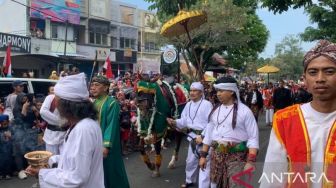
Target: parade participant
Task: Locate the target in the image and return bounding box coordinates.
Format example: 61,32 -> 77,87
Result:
246,83 -> 263,122
199,76 -> 259,188
136,74 -> 178,177
90,75 -> 129,188
273,79 -> 292,112
40,87 -> 67,155
262,83 -> 274,126
261,40 -> 336,188
26,73 -> 104,188
167,82 -> 213,188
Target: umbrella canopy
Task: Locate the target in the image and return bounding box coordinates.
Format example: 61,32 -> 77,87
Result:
257,65 -> 280,73
160,10 -> 207,37
204,74 -> 216,82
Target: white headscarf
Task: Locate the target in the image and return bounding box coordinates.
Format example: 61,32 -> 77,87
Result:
54,73 -> 89,102
213,82 -> 240,102
190,82 -> 204,92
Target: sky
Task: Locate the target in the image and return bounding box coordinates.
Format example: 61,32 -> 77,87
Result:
119,0 -> 316,58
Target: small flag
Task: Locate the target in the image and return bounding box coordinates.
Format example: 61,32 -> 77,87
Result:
103,55 -> 113,79
117,64 -> 120,77
2,44 -> 12,77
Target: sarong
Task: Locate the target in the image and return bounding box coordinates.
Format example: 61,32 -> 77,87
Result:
210,150 -> 247,188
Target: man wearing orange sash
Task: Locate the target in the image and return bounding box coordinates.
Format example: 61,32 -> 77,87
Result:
261,40 -> 336,188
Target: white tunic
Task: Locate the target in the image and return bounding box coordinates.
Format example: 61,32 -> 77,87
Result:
203,102 -> 259,149
260,103 -> 336,188
39,118 -> 105,188
40,95 -> 66,145
176,98 -> 213,134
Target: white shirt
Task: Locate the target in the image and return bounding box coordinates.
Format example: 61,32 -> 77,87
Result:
39,118 -> 104,188
260,103 -> 336,188
40,95 -> 66,145
176,98 -> 213,134
203,102 -> 259,149
4,93 -> 18,121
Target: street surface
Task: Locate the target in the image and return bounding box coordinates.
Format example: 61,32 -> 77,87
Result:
0,114 -> 271,188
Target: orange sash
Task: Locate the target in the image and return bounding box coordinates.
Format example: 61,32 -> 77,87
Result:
273,104 -> 336,188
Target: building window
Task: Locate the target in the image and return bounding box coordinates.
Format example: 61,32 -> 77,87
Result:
89,32 -> 95,43
120,37 -> 136,50
51,24 -> 58,38
145,42 -> 157,52
89,32 -> 107,45
111,37 -> 118,48
88,21 -> 109,45
50,23 -> 74,41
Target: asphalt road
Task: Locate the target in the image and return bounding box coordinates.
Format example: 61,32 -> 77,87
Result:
0,113 -> 272,188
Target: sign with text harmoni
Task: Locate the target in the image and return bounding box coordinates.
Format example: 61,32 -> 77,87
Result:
0,32 -> 31,53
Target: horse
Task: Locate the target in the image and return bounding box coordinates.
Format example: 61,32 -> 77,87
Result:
136,78 -> 188,177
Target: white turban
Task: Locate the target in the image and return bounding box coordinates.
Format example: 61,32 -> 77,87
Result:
54,73 -> 89,102
214,82 -> 240,102
190,82 -> 204,92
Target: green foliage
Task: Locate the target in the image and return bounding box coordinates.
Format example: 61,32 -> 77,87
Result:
145,0 -> 198,22
260,0 -> 313,14
261,0 -> 336,42
145,0 -> 269,80
272,35 -> 304,80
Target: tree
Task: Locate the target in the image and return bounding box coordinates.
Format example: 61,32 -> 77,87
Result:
261,0 -> 336,42
271,35 -> 305,80
145,0 -> 269,80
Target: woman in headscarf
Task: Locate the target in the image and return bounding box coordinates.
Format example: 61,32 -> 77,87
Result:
12,93 -> 41,179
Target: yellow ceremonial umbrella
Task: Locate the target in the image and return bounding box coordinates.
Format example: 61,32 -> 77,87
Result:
204,74 -> 216,82
160,9 -> 207,81
257,65 -> 280,83
160,10 -> 207,38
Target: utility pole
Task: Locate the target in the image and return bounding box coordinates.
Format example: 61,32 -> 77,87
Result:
63,20 -> 68,63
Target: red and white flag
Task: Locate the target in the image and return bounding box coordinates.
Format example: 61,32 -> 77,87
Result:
2,44 -> 12,77
103,55 -> 113,79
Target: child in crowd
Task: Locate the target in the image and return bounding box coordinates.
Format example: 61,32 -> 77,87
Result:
0,115 -> 13,180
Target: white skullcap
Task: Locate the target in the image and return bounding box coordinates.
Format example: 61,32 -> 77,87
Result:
190,82 -> 204,92
54,73 -> 89,102
214,82 -> 240,102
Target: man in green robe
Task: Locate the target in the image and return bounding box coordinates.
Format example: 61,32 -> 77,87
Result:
90,76 -> 129,188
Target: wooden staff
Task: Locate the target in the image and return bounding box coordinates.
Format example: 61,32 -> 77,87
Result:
88,50 -> 98,89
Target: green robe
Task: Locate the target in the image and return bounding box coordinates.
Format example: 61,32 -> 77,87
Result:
94,95 -> 129,188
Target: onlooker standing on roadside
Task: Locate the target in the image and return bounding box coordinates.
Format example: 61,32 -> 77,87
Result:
4,80 -> 25,121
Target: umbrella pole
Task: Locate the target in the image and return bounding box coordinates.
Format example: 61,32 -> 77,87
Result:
177,48 -> 181,83
268,73 -> 270,84
183,23 -> 202,80
88,50 -> 98,90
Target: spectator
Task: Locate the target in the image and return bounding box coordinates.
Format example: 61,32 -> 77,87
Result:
49,71 -> 59,80
0,115 -> 13,180
4,80 -> 25,121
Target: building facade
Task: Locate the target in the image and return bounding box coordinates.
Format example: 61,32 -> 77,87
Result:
0,0 -> 160,78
